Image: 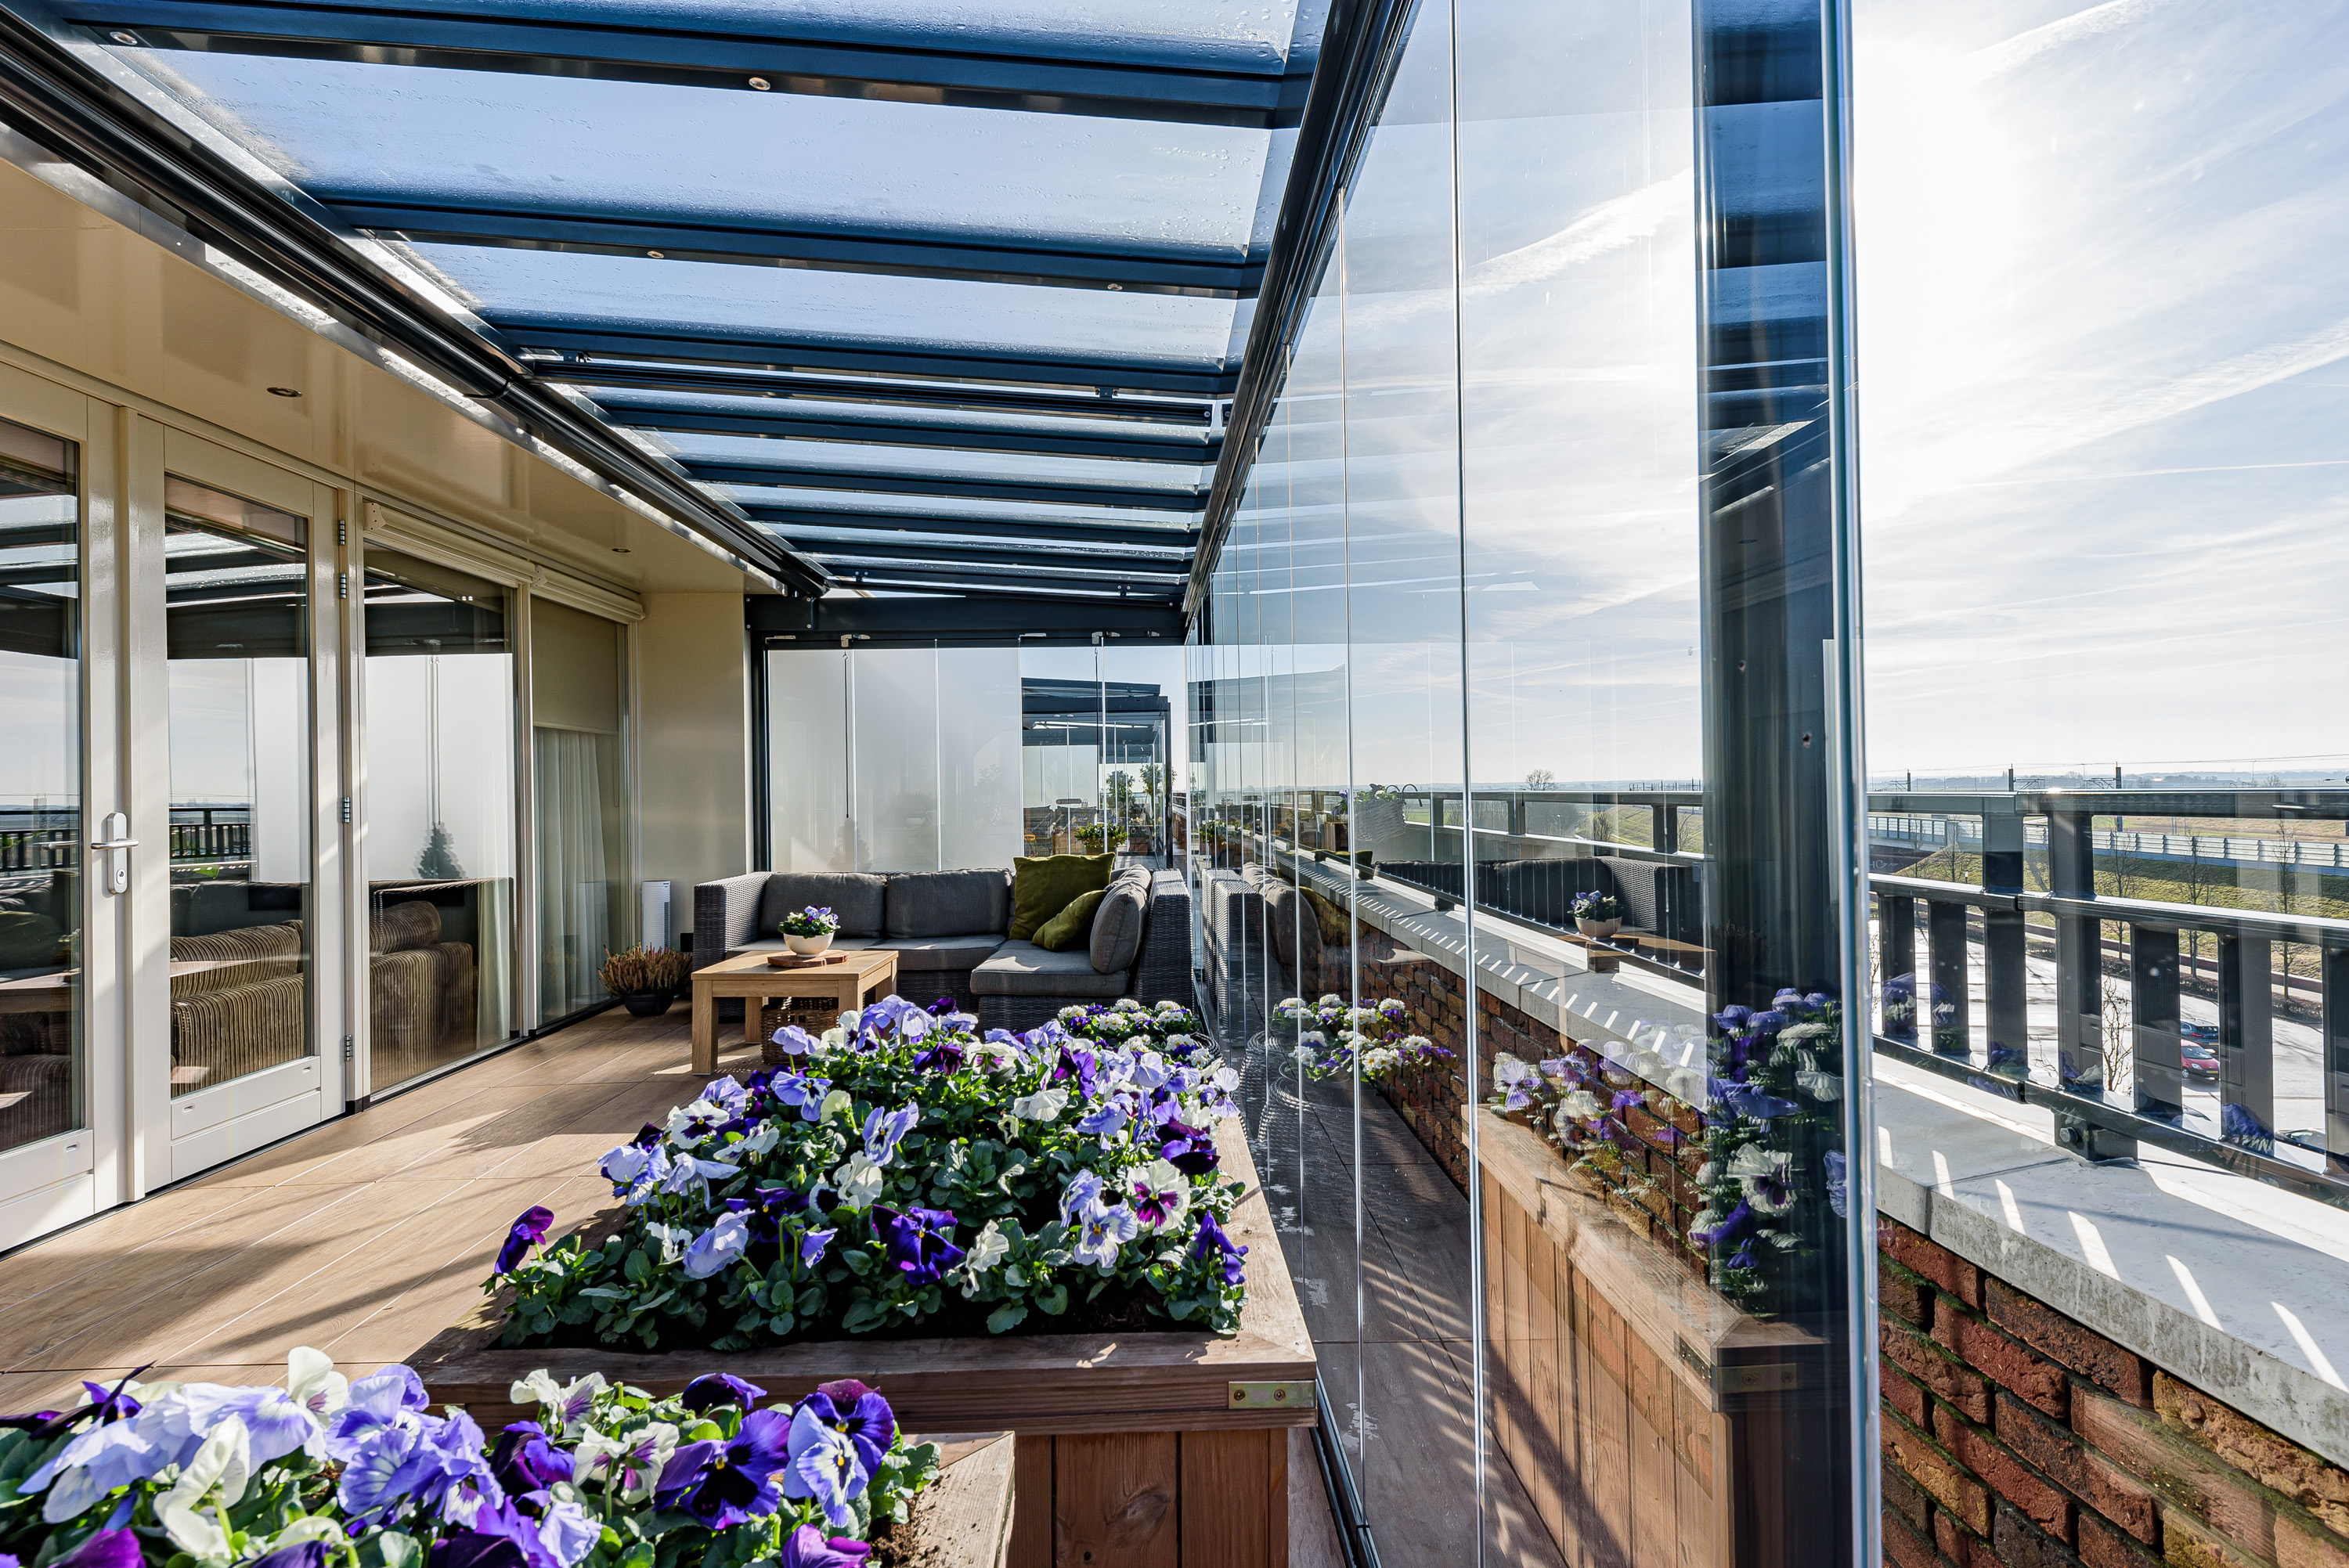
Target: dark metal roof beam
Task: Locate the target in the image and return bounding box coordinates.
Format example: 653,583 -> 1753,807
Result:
684,461 -> 1203,512
503,328 -> 1236,397
600,403 -> 1217,463
755,593 -> 1188,636
740,506 -> 1196,549
78,5 -> 1311,128
545,361 -> 1213,423
816,557 -> 1181,593
338,204 -> 1257,297
796,538 -> 1185,574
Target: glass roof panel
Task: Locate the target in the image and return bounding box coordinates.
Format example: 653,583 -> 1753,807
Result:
134,53 -> 1274,262
413,244 -> 1239,373
646,433 -> 1207,492
180,0 -> 1314,74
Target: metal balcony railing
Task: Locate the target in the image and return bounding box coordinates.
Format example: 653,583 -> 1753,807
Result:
1190,782 -> 2349,1204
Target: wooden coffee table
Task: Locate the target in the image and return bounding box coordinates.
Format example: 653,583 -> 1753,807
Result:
689,948 -> 901,1074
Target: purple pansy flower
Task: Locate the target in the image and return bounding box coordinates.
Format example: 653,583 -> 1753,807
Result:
496,1207 -> 554,1274
780,1526 -> 871,1567
873,1205 -> 965,1286
770,1072 -> 830,1122
911,1039 -> 965,1072
791,1379 -> 897,1479
799,1227 -> 838,1267
1190,1211 -> 1247,1287
490,1422 -> 574,1495
1157,1119 -> 1219,1176
680,1374 -> 767,1415
247,1543 -> 331,1568
52,1533 -> 144,1568
654,1407 -> 793,1529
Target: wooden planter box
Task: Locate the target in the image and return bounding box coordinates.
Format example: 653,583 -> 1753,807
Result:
415,1122 -> 1313,1568
1474,1108 -> 1828,1568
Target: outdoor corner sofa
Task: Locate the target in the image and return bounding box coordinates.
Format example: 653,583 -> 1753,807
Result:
692,865 -> 1193,1033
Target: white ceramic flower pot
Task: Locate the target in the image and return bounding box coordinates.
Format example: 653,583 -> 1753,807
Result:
1575,917 -> 1621,941
785,932 -> 834,957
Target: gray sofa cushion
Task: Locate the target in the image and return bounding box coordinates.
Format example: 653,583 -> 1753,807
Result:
970,940 -> 1128,998
760,873 -> 886,939
1089,870 -> 1149,975
886,869 -> 1011,939
877,935 -> 1005,972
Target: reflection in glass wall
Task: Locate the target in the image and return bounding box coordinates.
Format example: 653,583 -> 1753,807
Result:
362,547 -> 515,1090
1017,644 -> 1176,860
164,478 -> 312,1096
0,418 -> 80,1152
533,598 -> 630,1021
1193,0 -> 1870,1562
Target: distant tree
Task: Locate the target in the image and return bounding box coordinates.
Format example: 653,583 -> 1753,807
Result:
1525,767 -> 1556,788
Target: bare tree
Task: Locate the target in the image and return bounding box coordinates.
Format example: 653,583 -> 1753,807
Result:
2098,922 -> 2132,1098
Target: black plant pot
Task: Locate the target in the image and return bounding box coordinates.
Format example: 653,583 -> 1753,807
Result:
620,989 -> 675,1018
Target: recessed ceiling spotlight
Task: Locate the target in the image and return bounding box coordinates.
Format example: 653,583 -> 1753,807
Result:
612,546 -> 633,553
646,249 -> 664,258
748,77 -> 772,90
266,386 -> 301,398
109,30 -> 139,45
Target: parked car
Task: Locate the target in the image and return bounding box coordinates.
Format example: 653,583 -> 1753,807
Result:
2181,1040 -> 2221,1083
2179,1019 -> 2219,1044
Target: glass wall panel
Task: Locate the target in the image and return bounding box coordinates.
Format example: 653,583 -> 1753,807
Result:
0,417 -> 80,1151
532,597 -> 630,1021
361,546 -> 516,1089
164,478 -> 311,1096
766,644 -> 1021,874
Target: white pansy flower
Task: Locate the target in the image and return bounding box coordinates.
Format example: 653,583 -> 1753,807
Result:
1010,1087 -> 1069,1123
833,1152 -> 886,1210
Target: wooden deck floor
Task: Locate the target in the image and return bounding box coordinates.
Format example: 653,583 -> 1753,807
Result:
0,1007 -> 755,1408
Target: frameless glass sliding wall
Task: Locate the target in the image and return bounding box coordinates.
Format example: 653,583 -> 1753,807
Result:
532,598 -> 631,1022
1190,0 -> 1872,1561
361,546 -> 517,1090
162,478 -> 312,1099
0,416 -> 81,1153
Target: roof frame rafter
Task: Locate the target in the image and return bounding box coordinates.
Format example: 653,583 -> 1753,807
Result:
737,506 -> 1197,550
551,361 -> 1215,424
74,5 -> 1312,128
601,401 -> 1217,463
684,460 -> 1203,512
504,329 -> 1237,397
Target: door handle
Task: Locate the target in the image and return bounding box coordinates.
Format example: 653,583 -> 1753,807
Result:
91,811 -> 136,895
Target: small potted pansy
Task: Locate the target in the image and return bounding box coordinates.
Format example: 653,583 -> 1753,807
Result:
780,904 -> 840,957
1571,889 -> 1622,940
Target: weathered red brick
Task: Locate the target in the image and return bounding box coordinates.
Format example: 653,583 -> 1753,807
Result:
1886,1454 -> 1932,1533
1887,1318 -> 1994,1424
2073,1386 -> 2349,1568
1885,1361 -> 1931,1429
1888,1409 -> 1994,1537
1882,1217 -> 1986,1309
1996,1499 -> 2088,1568
1934,1297 -> 2069,1418
1881,1257 -> 1936,1331
2163,1503 -> 2267,1568
2155,1375 -> 2349,1542
1997,1390 -> 2160,1541
1986,1280 -> 2151,1406
1936,1509 -> 1995,1568
1885,1504 -> 1945,1568
2077,1509 -> 2165,1568
1933,1402 -> 2074,1543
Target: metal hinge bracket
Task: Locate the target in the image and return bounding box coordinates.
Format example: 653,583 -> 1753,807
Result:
1227,1381 -> 1312,1411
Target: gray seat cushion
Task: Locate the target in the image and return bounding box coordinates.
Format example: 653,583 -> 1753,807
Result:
885,869 -> 1011,939
876,935 -> 1005,972
760,873 -> 886,939
1089,870 -> 1150,975
969,940 -> 1128,998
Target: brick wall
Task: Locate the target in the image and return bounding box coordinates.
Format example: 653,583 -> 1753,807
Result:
1878,1217 -> 2349,1568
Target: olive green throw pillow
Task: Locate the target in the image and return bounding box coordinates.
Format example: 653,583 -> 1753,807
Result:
1008,853 -> 1113,940
1033,888 -> 1106,951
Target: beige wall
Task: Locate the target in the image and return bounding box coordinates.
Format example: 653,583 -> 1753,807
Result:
635,594 -> 753,932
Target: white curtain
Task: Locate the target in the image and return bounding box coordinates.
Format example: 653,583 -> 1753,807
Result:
535,727 -> 608,1015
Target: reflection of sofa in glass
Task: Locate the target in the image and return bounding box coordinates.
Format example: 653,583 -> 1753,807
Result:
164,890 -> 476,1092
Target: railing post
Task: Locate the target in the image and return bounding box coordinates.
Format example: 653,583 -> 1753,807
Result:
1654,801 -> 1677,854
2218,935 -> 2275,1148
1928,898 -> 1970,1057
1982,809 -> 2027,1075
2326,946 -> 2349,1177
2131,925 -> 2183,1123
2048,806 -> 2124,1154
1879,892 -> 1916,1042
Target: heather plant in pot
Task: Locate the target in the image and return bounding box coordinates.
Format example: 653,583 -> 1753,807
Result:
602,945 -> 692,1017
